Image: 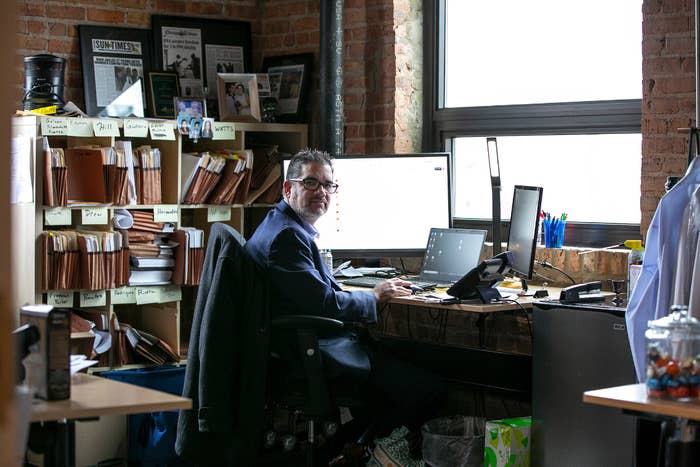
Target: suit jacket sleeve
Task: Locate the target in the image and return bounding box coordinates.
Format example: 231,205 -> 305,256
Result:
267,227 -> 377,323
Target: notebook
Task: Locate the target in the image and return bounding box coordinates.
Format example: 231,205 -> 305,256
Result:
344,228 -> 487,289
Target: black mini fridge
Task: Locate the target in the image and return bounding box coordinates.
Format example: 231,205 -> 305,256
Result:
532,301 -> 636,466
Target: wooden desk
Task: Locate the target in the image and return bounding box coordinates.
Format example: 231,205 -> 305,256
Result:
30,372 -> 191,467
31,372 -> 191,422
583,383 -> 700,421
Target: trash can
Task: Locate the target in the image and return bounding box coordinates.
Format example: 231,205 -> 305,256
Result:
99,366 -> 189,467
421,416 -> 485,467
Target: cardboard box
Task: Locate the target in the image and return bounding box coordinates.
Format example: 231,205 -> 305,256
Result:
484,416 -> 531,467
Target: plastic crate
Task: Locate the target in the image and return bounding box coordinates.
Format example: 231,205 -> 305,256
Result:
100,366 -> 189,467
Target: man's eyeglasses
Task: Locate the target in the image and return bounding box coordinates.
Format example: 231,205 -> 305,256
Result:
289,178 -> 339,194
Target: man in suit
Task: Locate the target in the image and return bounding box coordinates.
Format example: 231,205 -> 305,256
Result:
245,148 -> 446,459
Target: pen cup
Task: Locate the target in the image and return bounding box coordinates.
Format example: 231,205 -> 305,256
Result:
554,221 -> 566,248
543,219 -> 566,248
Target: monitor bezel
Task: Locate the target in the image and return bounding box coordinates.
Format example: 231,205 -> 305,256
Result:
506,185 -> 543,280
281,152 -> 452,258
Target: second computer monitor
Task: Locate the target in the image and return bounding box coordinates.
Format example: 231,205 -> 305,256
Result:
419,228 -> 487,284
507,185 -> 543,280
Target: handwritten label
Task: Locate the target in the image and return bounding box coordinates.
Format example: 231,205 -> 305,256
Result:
40,117 -> 68,136
212,122 -> 236,140
93,119 -> 120,137
44,207 -> 72,226
81,207 -> 108,225
80,290 -> 106,307
149,122 -> 175,140
111,287 -> 136,304
124,119 -> 149,138
207,206 -> 231,222
159,285 -> 182,303
135,286 -> 161,305
153,205 -> 178,223
67,119 -> 94,137
47,291 -> 74,307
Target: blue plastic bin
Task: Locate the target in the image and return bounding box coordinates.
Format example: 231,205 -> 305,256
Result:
100,366 -> 190,467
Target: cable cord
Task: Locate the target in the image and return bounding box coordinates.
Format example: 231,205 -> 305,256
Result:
535,259 -> 576,284
496,298 -> 533,344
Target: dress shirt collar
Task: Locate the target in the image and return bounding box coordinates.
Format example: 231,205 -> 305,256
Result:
278,200 -> 320,239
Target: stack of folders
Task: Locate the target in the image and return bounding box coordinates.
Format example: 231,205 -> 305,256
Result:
180,152 -> 227,204
42,137 -> 67,206
76,231 -> 128,291
127,211 -> 176,286
172,227 -> 205,286
71,310 -> 111,366
207,153 -> 249,205
63,147 -> 130,206
41,230 -> 80,291
247,145 -> 285,204
122,323 -> 180,365
232,150 -> 254,205
133,146 -> 162,205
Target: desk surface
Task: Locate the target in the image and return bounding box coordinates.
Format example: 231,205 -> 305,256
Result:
583,383 -> 700,421
30,372 -> 192,422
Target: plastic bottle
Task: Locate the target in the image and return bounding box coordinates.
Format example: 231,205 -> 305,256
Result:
320,249 -> 333,273
624,239 -> 644,296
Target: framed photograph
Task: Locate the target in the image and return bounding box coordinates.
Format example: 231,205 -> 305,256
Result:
174,97 -> 206,119
152,15 -> 252,118
261,53 -> 313,123
217,73 -> 260,122
146,71 -> 180,118
78,25 -> 153,117
201,117 -> 214,139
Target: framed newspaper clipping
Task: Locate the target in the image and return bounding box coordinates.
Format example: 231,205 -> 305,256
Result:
78,25 -> 153,117
151,15 -> 252,119
262,53 -> 313,123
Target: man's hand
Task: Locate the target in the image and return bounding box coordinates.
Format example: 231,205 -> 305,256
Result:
374,278 -> 413,304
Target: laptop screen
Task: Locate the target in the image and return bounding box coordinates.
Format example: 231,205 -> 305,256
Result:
419,228 -> 487,284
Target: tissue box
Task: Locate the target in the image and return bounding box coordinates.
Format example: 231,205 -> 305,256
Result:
484,416 -> 531,467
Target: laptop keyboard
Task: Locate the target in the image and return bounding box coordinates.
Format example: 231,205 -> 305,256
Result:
342,276 -> 437,290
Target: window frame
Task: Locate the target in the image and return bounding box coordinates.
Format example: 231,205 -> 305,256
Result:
422,0 -> 643,248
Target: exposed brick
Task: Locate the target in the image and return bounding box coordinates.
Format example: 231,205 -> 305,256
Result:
87,9 -> 126,24
45,5 -> 85,21
48,22 -> 66,37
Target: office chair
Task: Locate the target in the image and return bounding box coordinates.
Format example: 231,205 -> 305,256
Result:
176,223 -> 370,467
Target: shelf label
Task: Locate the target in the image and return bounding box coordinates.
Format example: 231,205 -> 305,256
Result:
47,291 -> 73,307
135,286 -> 161,305
207,206 -> 231,222
124,119 -> 149,138
159,285 -> 182,303
93,119 -> 120,137
80,290 -> 106,307
153,205 -> 178,223
212,122 -> 236,140
40,117 -> 68,136
111,287 -> 136,304
81,207 -> 108,225
67,119 -> 94,137
44,207 -> 72,226
150,122 -> 175,140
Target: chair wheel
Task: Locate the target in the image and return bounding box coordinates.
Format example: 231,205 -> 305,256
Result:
262,429 -> 277,449
280,433 -> 297,452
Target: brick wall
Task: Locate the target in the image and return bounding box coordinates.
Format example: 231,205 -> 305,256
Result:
642,0 -> 696,232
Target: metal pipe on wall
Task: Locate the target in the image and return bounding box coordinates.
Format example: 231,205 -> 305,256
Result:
320,0 -> 344,156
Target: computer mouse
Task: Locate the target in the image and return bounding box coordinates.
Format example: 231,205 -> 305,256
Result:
404,284 -> 423,294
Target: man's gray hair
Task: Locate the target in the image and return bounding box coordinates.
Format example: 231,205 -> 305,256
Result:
286,148 -> 334,180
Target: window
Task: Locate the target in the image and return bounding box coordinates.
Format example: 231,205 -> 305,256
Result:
424,0 -> 643,246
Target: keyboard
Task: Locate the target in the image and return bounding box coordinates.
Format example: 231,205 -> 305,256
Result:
342,276 -> 438,290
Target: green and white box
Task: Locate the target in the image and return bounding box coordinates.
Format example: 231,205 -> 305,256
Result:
484,416 -> 531,467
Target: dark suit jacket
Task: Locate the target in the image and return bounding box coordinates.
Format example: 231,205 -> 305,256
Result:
245,200 -> 377,380
176,223 -> 269,466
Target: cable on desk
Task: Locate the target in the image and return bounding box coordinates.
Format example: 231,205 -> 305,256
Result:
497,299 -> 533,343
535,259 -> 576,285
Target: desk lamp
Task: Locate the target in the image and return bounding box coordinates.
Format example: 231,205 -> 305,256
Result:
487,137 -> 502,255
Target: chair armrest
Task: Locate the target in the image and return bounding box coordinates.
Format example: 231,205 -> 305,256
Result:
271,314 -> 345,331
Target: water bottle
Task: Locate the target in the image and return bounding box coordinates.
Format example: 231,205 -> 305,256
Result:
320,249 -> 333,272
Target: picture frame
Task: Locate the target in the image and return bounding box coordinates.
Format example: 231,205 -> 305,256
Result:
174,96 -> 206,119
78,25 -> 153,117
146,71 -> 180,118
217,73 -> 260,122
261,53 -> 313,123
152,15 -> 252,118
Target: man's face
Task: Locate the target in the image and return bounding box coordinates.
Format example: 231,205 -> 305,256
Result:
284,161 -> 333,225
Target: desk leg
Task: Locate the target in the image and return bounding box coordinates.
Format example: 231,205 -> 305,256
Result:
42,420 -> 75,467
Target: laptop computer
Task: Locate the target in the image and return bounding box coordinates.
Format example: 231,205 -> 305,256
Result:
343,228 -> 487,290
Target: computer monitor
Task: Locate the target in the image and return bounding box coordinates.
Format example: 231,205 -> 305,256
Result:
419,228 -> 487,284
282,153 -> 451,257
506,185 -> 543,280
